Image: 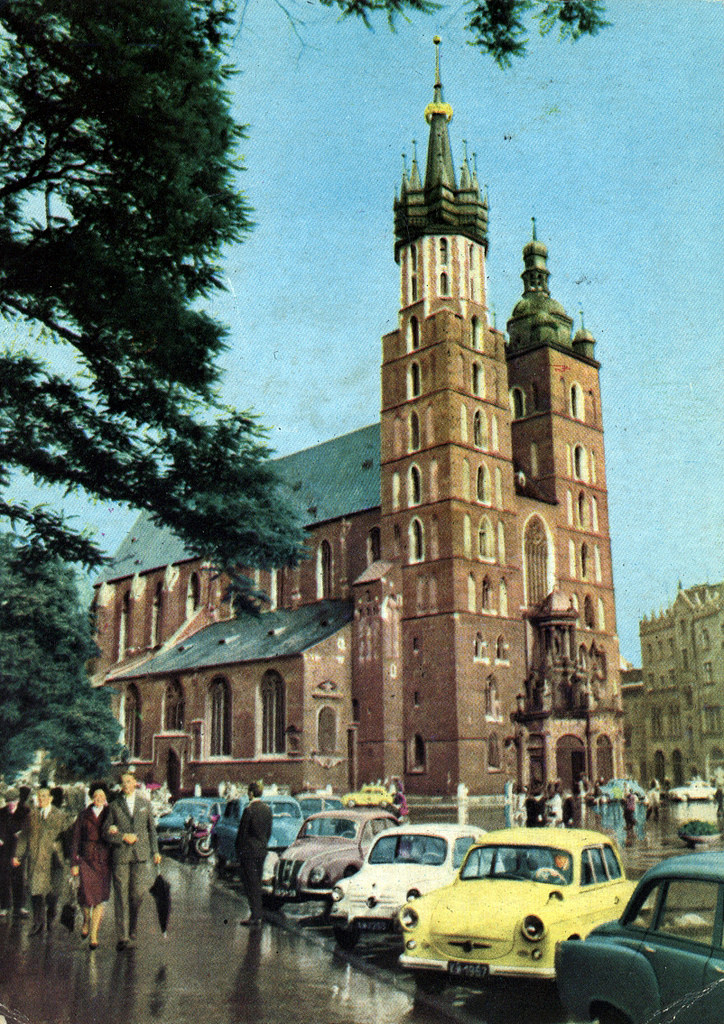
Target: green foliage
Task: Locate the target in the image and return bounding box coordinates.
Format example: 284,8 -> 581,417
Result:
0,0 -> 305,573
678,820 -> 719,837
0,534 -> 121,779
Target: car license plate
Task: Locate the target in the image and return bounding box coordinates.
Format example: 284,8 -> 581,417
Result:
447,961 -> 488,980
357,919 -> 391,932
274,886 -> 296,898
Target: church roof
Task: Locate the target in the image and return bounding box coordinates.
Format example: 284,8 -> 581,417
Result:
97,422 -> 381,584
109,600 -> 353,680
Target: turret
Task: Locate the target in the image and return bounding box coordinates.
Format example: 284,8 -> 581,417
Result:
507,220 -> 573,352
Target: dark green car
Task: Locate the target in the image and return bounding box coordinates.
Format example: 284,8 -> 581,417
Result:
556,851 -> 724,1024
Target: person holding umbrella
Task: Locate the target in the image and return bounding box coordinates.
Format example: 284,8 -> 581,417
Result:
103,771 -> 161,951
71,782 -> 111,948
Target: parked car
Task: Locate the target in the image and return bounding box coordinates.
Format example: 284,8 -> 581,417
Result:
268,808 -> 399,904
341,784 -> 395,808
211,793 -> 304,875
330,822 -> 485,949
398,827 -> 634,985
556,849 -> 724,1024
156,797 -> 225,851
294,792 -> 344,818
667,777 -> 717,803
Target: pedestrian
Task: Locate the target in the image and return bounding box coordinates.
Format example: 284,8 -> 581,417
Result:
235,781 -> 272,927
562,790 -> 575,828
390,778 -> 408,821
10,786 -> 31,918
103,770 -> 161,951
622,786 -> 637,846
526,787 -> 544,827
12,784 -> 68,934
545,782 -> 563,827
715,785 -> 724,819
646,779 -> 661,822
0,788 -> 20,916
513,785 -> 527,828
71,782 -> 111,949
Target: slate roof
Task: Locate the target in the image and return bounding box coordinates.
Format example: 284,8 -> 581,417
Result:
97,422 -> 381,584
111,600 -> 353,680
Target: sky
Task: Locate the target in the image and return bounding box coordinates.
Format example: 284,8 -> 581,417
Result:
10,0 -> 724,665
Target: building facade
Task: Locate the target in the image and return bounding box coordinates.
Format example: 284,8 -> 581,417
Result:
93,46 -> 625,797
625,583 -> 724,788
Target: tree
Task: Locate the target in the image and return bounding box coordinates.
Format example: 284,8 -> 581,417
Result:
0,534 -> 121,779
0,0 -> 305,574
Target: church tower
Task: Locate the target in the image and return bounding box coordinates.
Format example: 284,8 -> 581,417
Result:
380,40 -> 525,793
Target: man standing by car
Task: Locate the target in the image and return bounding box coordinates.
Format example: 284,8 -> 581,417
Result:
235,782 -> 271,926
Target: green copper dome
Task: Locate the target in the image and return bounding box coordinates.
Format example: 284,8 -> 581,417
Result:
507,223 -> 573,351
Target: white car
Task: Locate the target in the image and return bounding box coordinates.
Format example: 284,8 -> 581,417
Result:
667,777 -> 717,802
329,822 -> 485,949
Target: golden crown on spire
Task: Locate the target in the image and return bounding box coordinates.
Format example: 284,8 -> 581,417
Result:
425,36 -> 453,123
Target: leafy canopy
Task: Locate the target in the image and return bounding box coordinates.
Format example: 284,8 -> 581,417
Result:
0,533 -> 121,779
0,0 -> 304,572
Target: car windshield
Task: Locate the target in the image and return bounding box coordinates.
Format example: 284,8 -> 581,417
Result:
169,800 -> 209,819
298,798 -> 323,816
301,817 -> 359,839
272,801 -> 300,818
369,834 -> 447,866
460,844 -> 573,885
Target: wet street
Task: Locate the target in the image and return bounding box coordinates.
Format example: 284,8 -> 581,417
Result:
0,801 -> 713,1024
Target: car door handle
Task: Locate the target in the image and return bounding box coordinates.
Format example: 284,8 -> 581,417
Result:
643,946 -> 656,954
614,896 -> 620,904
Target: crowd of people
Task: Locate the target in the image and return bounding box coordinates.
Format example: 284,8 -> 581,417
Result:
0,770 -> 160,950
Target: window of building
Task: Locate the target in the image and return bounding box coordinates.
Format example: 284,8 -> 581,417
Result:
164,680 -> 185,731
482,576 -> 492,611
668,706 -> 682,739
367,527 -> 381,565
581,543 -> 588,579
410,518 -> 424,563
409,410 -> 420,451
317,540 -> 332,599
584,594 -> 595,628
473,409 -> 487,448
186,572 -> 200,619
570,382 -> 584,421
499,578 -> 508,616
409,361 -> 421,398
411,734 -> 426,772
478,516 -> 493,559
118,590 -> 130,661
463,514 -> 472,558
476,464 -> 491,503
510,387 -> 526,419
591,496 -> 599,532
440,271 -> 449,295
471,316 -> 481,350
530,442 -> 539,478
439,237 -> 449,264
409,316 -> 420,351
524,517 -> 549,606
573,445 -> 587,481
485,675 -> 499,718
704,706 -> 722,734
487,733 -> 501,769
569,539 -> 576,578
495,635 -> 506,661
651,708 -> 663,739
317,706 -> 337,754
124,684 -> 141,758
261,670 -> 285,755
474,632 -> 484,660
468,573 -> 476,612
410,245 -> 417,301
209,677 -> 231,756
472,362 -> 484,397
409,464 -> 422,506
150,582 -> 163,647
682,648 -> 689,670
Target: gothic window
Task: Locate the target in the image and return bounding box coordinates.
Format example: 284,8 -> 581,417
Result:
497,522 -> 506,565
150,582 -> 163,647
410,245 -> 418,301
591,496 -> 599,532
510,387 -> 526,419
316,540 -> 332,599
487,733 -> 501,769
524,517 -> 549,606
410,518 -> 424,563
478,516 -> 493,559
439,237 -> 448,264
411,734 -> 426,772
124,684 -> 141,758
472,362 -> 484,397
366,527 -> 381,565
409,410 -> 420,451
584,594 -> 595,629
570,382 -> 584,421
261,670 -> 285,755
573,445 -> 587,481
463,515 -> 472,558
440,272 -> 449,295
164,680 -> 185,731
409,465 -> 422,506
578,645 -> 588,669
474,632 -> 484,659
581,543 -> 589,579
409,361 -> 421,398
578,491 -> 588,528
186,572 -> 200,619
317,707 -> 337,754
392,472 -> 400,510
482,576 -> 492,611
485,675 -> 499,717
209,677 -> 231,756
476,464 -> 491,503
118,590 -> 130,661
702,628 -> 711,651
471,316 -> 481,350
598,597 -> 605,630
569,539 -> 576,577
499,578 -> 508,616
468,574 -> 476,612
473,409 -> 487,448
491,415 -> 499,450
495,635 -> 505,660
409,316 -> 420,351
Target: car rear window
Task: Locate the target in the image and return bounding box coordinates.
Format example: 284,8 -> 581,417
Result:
302,817 -> 358,839
369,834 -> 447,866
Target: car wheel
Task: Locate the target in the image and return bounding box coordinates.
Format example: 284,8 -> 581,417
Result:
595,1004 -> 632,1024
333,924 -> 359,951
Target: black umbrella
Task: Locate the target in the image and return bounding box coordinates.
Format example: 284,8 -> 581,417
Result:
149,873 -> 171,936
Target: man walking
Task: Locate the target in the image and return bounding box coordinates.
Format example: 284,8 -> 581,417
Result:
104,771 -> 161,950
12,785 -> 67,934
235,782 -> 272,926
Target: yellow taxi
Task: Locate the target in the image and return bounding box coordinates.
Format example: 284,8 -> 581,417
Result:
398,827 -> 634,984
341,783 -> 395,808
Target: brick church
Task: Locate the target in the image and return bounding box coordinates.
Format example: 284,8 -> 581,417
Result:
92,44 -> 625,798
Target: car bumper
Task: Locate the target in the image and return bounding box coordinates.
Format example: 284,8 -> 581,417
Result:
398,954 -> 555,980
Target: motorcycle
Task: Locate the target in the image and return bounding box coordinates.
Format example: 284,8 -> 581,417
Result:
180,815 -> 216,860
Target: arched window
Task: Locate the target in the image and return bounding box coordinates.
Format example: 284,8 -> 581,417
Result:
590,449 -> 597,484
118,590 -> 130,661
411,734 -> 426,771
510,387 -> 526,419
164,680 -> 185,731
487,733 -> 501,769
499,578 -> 508,616
594,545 -> 602,582
392,472 -> 400,510
495,635 -> 505,660
467,573 -> 476,612
409,316 -> 420,351
410,245 -> 418,301
569,539 -> 576,577
584,594 -> 595,629
409,410 -> 420,451
317,540 -> 332,599
573,445 -> 587,481
485,676 -> 499,718
471,316 -> 481,350
474,632 -> 484,659
439,237 -> 448,264
209,677 -> 231,756
124,684 -> 141,758
524,517 -> 549,606
440,271 -> 449,295
186,572 -> 200,619
472,362 -> 484,397
580,543 -> 589,580
150,582 -> 163,647
497,522 -> 506,565
598,597 -> 605,630
317,706 -> 337,755
409,361 -> 421,398
578,491 -> 587,528
410,518 -> 424,563
478,516 -> 493,558
409,465 -> 422,506
482,576 -> 492,611
591,496 -> 599,531
476,464 -> 491,503
473,409 -> 487,448
261,670 -> 285,755
367,527 -> 381,565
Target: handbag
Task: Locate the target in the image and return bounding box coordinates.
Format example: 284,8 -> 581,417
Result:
60,876 -> 78,932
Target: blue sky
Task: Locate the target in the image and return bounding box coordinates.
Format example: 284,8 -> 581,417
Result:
10,0 -> 724,664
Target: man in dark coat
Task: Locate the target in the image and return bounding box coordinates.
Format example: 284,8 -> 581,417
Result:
11,787 -> 31,917
0,788 -> 20,916
235,782 -> 272,926
13,785 -> 68,934
103,771 -> 161,950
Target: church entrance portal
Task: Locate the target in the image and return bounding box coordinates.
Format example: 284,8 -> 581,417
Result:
556,735 -> 585,793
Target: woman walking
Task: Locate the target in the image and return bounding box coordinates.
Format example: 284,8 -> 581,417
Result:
71,783 -> 111,948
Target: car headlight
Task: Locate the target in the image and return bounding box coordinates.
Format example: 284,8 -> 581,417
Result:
406,888 -> 421,901
521,915 -> 546,941
400,906 -> 419,930
331,886 -> 344,903
309,867 -> 326,885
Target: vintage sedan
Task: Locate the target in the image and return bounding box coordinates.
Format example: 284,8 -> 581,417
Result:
341,784 -> 395,808
667,777 -> 717,803
330,823 -> 485,949
294,792 -> 344,818
269,808 -> 398,904
398,827 -> 634,984
556,850 -> 724,1024
155,797 -> 225,851
211,793 -> 304,875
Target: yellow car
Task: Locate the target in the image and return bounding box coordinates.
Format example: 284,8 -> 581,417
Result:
341,784 -> 395,809
398,827 -> 634,984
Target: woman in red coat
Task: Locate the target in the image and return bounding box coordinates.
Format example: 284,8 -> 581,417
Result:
71,783 -> 111,948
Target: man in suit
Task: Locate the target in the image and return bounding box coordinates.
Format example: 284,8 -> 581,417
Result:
12,785 -> 68,934
104,771 -> 161,950
235,782 -> 272,926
